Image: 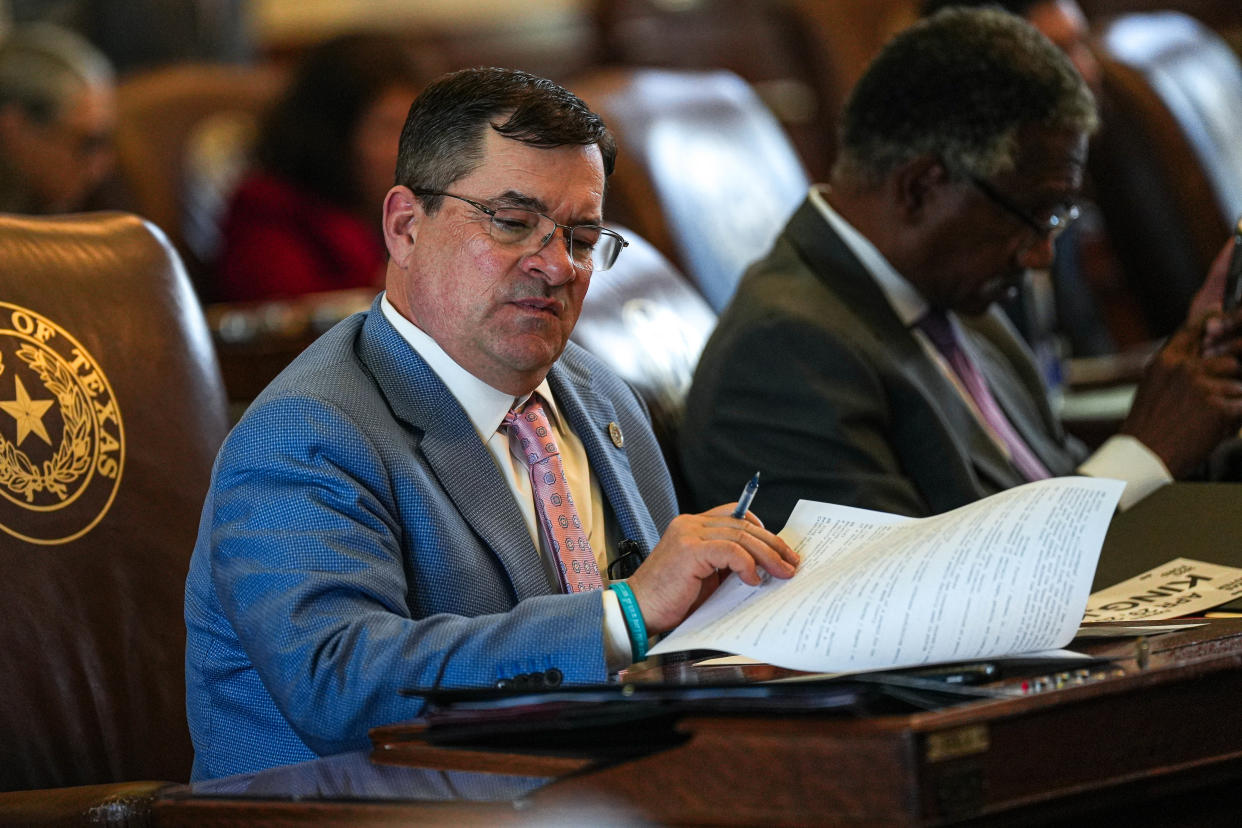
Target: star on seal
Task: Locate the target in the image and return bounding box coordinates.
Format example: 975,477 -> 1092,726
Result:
0,375 -> 53,446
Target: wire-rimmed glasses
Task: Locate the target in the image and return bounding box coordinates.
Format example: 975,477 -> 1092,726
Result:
413,190 -> 629,272
967,175 -> 1080,241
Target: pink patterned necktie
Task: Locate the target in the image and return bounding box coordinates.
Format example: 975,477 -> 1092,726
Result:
504,395 -> 604,593
918,310 -> 1051,482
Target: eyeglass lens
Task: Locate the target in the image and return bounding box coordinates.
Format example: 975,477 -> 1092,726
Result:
486,207 -> 623,271
969,175 -> 1078,240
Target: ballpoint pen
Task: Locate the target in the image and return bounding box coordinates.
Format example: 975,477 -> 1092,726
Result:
731,472 -> 761,519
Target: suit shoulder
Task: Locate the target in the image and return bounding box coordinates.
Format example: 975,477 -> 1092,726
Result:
234,311 -> 391,432
556,341 -> 640,398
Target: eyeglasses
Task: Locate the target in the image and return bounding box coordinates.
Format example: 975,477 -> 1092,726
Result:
967,175 -> 1080,241
413,190 -> 629,272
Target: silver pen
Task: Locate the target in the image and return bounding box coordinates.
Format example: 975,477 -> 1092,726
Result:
731,472 -> 761,519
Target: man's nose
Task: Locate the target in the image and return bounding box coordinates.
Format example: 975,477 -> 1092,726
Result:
523,231 -> 579,285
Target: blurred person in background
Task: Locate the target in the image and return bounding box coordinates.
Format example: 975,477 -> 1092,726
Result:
0,22 -> 115,214
5,0 -> 253,74
213,32 -> 430,302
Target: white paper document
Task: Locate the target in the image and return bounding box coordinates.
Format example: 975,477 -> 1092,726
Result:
1082,558 -> 1242,623
649,477 -> 1125,672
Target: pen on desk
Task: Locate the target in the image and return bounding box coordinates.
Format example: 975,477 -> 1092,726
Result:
731,472 -> 761,519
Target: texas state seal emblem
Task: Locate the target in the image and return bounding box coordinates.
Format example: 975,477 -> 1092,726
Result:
0,303 -> 124,544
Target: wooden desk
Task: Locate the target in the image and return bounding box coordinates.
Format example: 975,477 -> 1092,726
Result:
154,621 -> 1242,827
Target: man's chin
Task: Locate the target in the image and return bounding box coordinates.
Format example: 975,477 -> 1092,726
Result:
959,282 -> 1019,316
497,335 -> 569,376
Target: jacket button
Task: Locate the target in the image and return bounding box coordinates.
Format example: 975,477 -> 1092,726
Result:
544,668 -> 563,687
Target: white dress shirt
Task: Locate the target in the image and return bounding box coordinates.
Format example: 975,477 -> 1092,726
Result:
381,295 -> 633,668
809,185 -> 1170,510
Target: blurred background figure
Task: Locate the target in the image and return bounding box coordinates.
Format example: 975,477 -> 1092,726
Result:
212,32 -> 429,302
4,0 -> 253,75
0,22 -> 115,214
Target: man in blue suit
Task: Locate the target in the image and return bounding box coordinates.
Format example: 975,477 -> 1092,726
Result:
184,67 -> 799,780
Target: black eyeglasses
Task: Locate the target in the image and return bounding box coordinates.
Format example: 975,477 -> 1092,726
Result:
967,175 -> 1080,241
413,190 -> 629,272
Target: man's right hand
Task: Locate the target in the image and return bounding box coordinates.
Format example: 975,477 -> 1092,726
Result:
1121,308 -> 1242,478
624,504 -> 799,634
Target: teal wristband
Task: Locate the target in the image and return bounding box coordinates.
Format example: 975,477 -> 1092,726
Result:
609,581 -> 648,662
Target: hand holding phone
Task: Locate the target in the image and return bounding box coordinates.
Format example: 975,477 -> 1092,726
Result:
1223,216 -> 1242,312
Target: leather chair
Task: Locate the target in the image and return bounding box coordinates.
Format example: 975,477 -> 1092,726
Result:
113,62 -> 287,298
572,68 -> 809,313
1089,11 -> 1242,338
783,0 -> 919,141
0,213 -> 230,824
570,226 -> 717,500
591,0 -> 841,182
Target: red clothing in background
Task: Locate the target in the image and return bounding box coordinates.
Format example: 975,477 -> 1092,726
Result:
214,172 -> 385,302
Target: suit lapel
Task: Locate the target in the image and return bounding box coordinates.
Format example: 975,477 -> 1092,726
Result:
549,353 -> 661,557
784,200 -> 1024,492
356,303 -> 554,601
959,314 -> 1076,476
894,327 -> 1023,492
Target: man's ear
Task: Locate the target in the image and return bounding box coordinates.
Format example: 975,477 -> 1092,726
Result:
382,185 -> 421,266
892,154 -> 950,222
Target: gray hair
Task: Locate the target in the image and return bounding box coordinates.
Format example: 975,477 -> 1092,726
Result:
834,7 -> 1097,186
0,23 -> 113,123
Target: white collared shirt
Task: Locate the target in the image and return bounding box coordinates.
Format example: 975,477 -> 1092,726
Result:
380,295 -> 633,667
808,185 -> 1169,510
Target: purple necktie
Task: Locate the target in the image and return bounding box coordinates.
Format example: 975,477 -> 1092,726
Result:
504,396 -> 604,593
918,310 -> 1050,482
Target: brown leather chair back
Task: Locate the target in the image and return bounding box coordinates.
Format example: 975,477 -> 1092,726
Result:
591,0 -> 840,181
573,68 -> 809,313
570,226 -> 716,499
0,213 -> 230,791
1090,11 -> 1242,337
784,0 -> 919,128
113,63 -> 287,297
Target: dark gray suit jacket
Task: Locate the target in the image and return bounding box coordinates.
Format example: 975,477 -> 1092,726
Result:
680,196 -> 1086,527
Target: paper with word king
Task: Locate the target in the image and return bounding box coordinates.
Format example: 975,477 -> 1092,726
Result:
1082,558 -> 1242,623
649,476 -> 1125,672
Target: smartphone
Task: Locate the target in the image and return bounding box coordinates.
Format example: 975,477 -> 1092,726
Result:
1224,216 -> 1242,312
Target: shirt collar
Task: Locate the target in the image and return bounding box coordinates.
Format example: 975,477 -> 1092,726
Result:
808,184 -> 929,327
380,293 -> 562,441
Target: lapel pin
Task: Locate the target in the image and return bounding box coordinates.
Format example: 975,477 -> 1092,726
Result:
608,421 -> 624,448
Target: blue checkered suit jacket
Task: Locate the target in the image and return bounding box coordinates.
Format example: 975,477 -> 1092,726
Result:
185,297 -> 678,780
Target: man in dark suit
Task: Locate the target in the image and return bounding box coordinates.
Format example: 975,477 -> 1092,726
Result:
185,67 -> 798,780
680,8 -> 1242,528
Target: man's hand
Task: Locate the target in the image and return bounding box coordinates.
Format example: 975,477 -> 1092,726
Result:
1122,308 -> 1242,478
1188,238 -> 1235,323
624,504 -> 800,634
